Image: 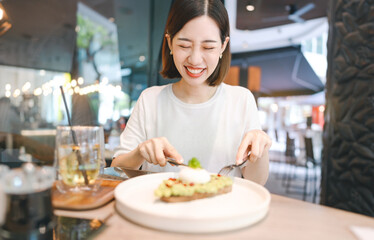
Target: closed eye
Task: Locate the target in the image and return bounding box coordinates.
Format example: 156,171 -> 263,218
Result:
179,45 -> 190,49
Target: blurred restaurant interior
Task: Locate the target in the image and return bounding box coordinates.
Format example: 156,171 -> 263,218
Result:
0,0 -> 373,220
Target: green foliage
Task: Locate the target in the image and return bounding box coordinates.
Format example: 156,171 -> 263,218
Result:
76,14 -> 114,51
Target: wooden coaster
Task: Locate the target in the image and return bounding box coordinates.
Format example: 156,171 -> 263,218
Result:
52,179 -> 123,210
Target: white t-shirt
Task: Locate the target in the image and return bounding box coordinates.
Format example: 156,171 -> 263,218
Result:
113,83 -> 261,177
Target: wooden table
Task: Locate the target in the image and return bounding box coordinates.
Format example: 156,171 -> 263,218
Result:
55,194 -> 374,240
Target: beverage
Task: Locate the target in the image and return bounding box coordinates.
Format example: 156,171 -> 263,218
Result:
55,126 -> 105,193
58,144 -> 101,187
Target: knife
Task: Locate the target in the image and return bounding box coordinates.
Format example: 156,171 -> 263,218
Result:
166,157 -> 188,167
110,158 -> 186,179
114,167 -> 155,178
99,173 -> 127,181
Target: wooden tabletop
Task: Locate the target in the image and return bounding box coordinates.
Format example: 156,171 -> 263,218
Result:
55,194 -> 374,240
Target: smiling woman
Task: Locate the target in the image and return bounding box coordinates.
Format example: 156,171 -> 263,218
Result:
164,15 -> 228,91
112,0 -> 272,186
160,0 -> 231,87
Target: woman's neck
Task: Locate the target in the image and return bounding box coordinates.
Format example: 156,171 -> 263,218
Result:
172,80 -> 218,104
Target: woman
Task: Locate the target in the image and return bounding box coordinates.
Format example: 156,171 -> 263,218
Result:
112,0 -> 271,185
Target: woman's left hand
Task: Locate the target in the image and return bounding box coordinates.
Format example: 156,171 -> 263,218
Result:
236,130 -> 272,164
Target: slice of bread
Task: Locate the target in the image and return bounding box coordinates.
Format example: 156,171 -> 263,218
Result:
160,185 -> 232,203
155,174 -> 233,203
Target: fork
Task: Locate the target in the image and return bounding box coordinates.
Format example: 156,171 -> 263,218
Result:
218,155 -> 250,176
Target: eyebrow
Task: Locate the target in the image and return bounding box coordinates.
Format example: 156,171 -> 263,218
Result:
176,38 -> 218,43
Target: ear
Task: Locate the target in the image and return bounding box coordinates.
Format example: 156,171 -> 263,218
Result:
220,36 -> 230,55
165,34 -> 173,52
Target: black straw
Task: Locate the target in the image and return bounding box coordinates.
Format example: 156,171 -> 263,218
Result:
59,86 -> 89,185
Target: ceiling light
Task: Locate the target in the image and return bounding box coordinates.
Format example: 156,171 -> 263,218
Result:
121,68 -> 132,77
271,103 -> 278,113
34,88 -> 42,96
13,89 -> 20,98
246,4 -> 255,12
77,77 -> 84,85
22,82 -> 31,92
0,2 -> 12,36
74,86 -> 80,93
101,77 -> 109,85
319,105 -> 325,112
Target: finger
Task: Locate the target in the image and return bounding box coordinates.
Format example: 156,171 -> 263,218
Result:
154,140 -> 167,166
249,139 -> 260,163
162,138 -> 184,163
264,140 -> 272,153
145,142 -> 158,165
236,147 -> 251,165
243,148 -> 251,162
139,145 -> 152,164
243,146 -> 252,159
236,134 -> 252,164
266,137 -> 273,150
260,134 -> 272,156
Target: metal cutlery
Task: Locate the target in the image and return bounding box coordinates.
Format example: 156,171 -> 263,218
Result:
166,157 -> 188,167
218,155 -> 250,176
114,167 -> 154,178
110,157 -> 185,179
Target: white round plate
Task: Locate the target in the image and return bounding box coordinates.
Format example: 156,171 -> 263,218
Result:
114,172 -> 270,233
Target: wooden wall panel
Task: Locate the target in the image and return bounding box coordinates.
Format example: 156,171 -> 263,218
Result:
247,66 -> 261,92
223,66 -> 239,86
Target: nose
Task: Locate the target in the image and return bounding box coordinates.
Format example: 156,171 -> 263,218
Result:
188,47 -> 203,65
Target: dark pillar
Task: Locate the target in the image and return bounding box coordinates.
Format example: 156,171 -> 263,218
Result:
322,0 -> 374,216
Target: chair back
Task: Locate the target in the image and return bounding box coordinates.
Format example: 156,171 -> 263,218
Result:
274,129 -> 279,142
304,137 -> 315,165
285,132 -> 296,157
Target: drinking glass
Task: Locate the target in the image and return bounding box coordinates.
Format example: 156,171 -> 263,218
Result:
55,126 -> 105,193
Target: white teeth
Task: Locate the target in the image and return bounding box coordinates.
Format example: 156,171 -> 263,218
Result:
186,67 -> 204,74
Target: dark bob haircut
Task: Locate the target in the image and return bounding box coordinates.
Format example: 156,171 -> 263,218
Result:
160,0 -> 231,86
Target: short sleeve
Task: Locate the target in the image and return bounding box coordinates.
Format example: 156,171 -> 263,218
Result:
245,90 -> 262,132
113,92 -> 146,158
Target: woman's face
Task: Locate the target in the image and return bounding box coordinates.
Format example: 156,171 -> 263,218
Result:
167,16 -> 229,87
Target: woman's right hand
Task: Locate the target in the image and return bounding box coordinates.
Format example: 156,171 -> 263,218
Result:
137,137 -> 184,166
